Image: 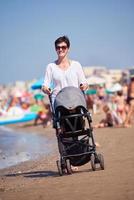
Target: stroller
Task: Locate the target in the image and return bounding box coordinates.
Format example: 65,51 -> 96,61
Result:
52,86 -> 104,176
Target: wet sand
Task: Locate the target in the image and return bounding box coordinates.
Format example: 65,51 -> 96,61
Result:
0,116 -> 134,200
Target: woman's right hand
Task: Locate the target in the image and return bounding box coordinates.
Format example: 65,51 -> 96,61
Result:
41,86 -> 51,95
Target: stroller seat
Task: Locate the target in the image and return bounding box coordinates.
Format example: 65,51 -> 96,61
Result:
58,107 -> 89,138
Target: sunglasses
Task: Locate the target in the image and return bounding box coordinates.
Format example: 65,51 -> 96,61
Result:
56,45 -> 68,51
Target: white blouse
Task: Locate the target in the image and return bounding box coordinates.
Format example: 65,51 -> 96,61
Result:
43,60 -> 87,103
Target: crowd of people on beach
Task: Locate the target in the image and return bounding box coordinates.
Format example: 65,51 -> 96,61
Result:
0,83 -> 52,127
0,75 -> 134,129
86,76 -> 134,128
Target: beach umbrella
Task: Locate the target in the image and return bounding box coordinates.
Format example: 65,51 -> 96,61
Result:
129,68 -> 134,78
34,93 -> 44,100
87,76 -> 106,85
31,78 -> 44,90
31,79 -> 54,90
107,83 -> 122,93
85,89 -> 97,95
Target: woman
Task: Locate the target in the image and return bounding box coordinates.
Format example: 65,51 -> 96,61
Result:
42,36 -> 89,172
42,35 -> 88,106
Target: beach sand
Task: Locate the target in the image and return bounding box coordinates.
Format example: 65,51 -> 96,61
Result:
0,115 -> 134,200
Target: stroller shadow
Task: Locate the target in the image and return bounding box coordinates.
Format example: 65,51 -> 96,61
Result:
5,170 -> 58,178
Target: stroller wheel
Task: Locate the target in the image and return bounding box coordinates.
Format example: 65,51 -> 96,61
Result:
56,160 -> 63,176
98,153 -> 104,170
66,159 -> 72,175
90,154 -> 96,171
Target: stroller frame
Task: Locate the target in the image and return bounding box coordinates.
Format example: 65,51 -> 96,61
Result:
54,107 -> 104,175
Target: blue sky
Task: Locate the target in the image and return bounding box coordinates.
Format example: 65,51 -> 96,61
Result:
0,0 -> 134,84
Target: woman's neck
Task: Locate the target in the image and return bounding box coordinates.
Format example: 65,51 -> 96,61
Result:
56,57 -> 71,69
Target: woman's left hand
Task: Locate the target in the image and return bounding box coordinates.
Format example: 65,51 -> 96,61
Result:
80,83 -> 89,91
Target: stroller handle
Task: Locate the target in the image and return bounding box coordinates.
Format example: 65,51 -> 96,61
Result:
41,86 -> 54,114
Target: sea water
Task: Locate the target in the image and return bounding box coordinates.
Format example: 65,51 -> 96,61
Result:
0,126 -> 53,169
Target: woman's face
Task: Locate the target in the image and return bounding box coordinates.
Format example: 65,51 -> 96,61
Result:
55,42 -> 69,58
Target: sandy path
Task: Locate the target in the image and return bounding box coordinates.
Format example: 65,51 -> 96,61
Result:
0,118 -> 134,200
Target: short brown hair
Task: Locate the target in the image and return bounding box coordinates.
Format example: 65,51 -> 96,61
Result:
55,35 -> 70,49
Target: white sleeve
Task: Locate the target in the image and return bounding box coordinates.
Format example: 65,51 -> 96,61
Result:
76,62 -> 87,85
42,64 -> 52,88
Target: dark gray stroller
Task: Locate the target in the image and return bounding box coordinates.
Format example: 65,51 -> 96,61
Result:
53,86 -> 104,176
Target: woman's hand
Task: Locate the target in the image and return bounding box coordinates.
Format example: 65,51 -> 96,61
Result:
80,83 -> 89,91
41,86 -> 51,95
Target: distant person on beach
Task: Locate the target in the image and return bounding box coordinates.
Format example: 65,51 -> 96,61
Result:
124,77 -> 134,127
94,104 -> 122,128
97,85 -> 106,101
96,85 -> 106,113
42,35 -> 88,107
34,103 -> 51,128
114,90 -> 127,122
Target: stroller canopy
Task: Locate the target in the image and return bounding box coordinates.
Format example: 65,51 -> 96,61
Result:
54,86 -> 87,111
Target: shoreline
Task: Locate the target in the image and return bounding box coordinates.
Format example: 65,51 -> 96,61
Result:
0,121 -> 58,175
